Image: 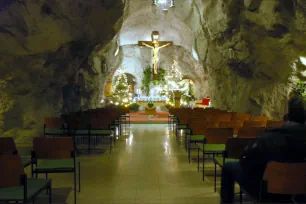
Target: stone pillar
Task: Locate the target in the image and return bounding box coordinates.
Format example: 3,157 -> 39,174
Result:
173,90 -> 182,108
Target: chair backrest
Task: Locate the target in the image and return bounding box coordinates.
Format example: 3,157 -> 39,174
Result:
44,117 -> 64,128
225,138 -> 256,158
191,109 -> 206,118
263,161 -> 306,195
90,117 -> 112,129
205,128 -> 233,144
0,137 -> 17,154
0,155 -> 25,188
266,120 -> 284,129
251,116 -> 268,121
219,120 -> 243,134
176,111 -> 192,124
33,137 -> 74,159
188,120 -> 218,135
243,120 -> 267,128
215,113 -> 233,122
232,113 -> 251,121
237,127 -> 265,138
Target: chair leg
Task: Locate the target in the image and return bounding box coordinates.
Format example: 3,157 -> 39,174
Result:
197,149 -> 200,172
88,135 -> 90,154
74,167 -> 77,204
45,173 -> 49,194
188,147 -> 191,164
110,135 -> 112,154
214,162 -> 217,192
202,151 -> 205,181
78,161 -> 81,192
31,164 -> 33,178
239,188 -> 243,203
49,184 -> 52,204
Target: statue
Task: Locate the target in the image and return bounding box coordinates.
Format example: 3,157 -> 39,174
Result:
138,31 -> 173,79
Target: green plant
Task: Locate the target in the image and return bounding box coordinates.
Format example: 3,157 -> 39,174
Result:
129,103 -> 140,112
292,80 -> 306,97
148,101 -> 154,108
141,67 -> 167,95
141,67 -> 152,96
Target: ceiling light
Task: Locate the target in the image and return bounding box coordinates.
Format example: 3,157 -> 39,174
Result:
152,0 -> 174,11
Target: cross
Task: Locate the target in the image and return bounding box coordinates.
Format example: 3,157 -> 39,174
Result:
138,31 -> 173,80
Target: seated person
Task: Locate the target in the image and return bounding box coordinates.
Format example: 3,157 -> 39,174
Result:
220,96 -> 306,203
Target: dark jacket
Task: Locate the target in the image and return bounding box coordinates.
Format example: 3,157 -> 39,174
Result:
240,122 -> 306,179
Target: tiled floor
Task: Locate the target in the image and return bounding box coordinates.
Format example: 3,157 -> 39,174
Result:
19,124 -> 221,204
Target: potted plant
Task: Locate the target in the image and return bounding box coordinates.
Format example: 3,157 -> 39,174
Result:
148,101 -> 154,108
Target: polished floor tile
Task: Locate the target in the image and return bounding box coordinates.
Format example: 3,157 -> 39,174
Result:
18,124 -> 221,204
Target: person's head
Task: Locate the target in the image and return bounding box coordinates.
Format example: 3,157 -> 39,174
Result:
287,96 -> 305,124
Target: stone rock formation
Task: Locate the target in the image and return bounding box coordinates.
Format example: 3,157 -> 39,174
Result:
2,0 -> 306,140
0,0 -> 124,142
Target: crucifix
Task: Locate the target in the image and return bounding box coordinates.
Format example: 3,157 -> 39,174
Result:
138,31 -> 173,80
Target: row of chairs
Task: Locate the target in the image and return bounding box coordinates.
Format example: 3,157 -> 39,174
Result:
0,137 -> 80,204
44,107 -> 130,153
170,108 -> 306,203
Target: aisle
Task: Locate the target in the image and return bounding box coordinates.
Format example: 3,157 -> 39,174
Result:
22,124 -> 220,204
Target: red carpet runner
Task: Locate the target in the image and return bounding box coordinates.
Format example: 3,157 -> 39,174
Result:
129,112 -> 168,124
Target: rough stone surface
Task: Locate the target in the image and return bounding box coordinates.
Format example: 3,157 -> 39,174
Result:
2,0 -> 306,140
0,0 -> 124,142
116,0 -> 306,119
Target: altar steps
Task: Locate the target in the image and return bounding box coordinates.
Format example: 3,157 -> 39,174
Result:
129,112 -> 168,124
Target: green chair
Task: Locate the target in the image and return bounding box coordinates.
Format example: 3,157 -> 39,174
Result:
31,137 -> 80,204
213,138 -> 256,192
44,117 -> 65,137
198,128 -> 233,181
0,137 -> 32,168
90,117 -> 115,154
174,109 -> 192,139
186,120 -> 218,164
0,154 -> 52,203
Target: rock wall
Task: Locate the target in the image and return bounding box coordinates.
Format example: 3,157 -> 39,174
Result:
191,0 -> 306,119
0,0 -> 124,141
2,0 -> 306,141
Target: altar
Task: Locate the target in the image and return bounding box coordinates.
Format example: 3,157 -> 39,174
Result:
134,96 -> 166,102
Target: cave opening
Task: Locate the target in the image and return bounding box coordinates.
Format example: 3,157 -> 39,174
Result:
2,1 -> 306,203
0,0 -> 306,156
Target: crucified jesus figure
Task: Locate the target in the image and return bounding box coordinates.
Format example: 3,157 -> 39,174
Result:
141,41 -> 172,74
139,31 -> 173,76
